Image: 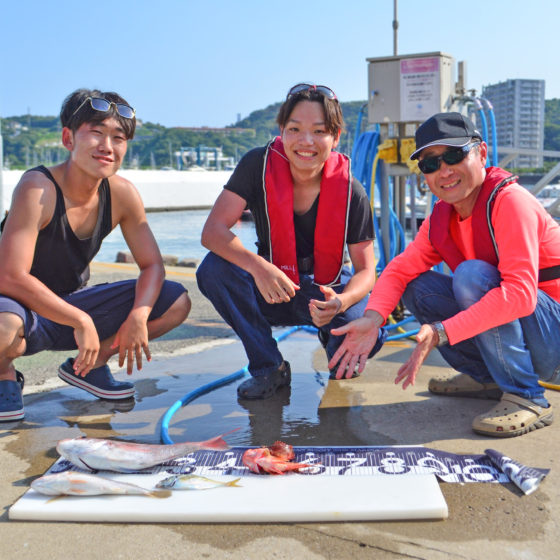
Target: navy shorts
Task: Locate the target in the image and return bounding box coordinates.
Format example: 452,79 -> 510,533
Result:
0,279 -> 187,356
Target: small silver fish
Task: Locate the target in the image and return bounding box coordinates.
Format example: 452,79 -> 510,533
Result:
156,474 -> 242,491
31,471 -> 170,498
56,430 -> 236,473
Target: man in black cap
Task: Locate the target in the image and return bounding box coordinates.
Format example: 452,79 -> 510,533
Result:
328,111 -> 560,438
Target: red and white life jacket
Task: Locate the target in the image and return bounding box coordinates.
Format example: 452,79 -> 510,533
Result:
262,136 -> 352,286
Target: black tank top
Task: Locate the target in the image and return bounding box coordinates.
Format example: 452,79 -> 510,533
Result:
28,165 -> 113,295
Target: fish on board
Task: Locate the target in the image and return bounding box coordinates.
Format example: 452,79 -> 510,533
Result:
56,430 -> 237,473
156,474 -> 242,491
31,471 -> 170,498
267,441 -> 295,461
242,442 -> 316,475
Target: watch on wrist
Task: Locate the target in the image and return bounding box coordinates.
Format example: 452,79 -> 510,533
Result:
431,321 -> 449,346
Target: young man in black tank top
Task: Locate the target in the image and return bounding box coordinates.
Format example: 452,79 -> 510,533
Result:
0,89 -> 191,422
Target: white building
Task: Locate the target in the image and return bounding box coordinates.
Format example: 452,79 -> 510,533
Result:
481,79 -> 545,168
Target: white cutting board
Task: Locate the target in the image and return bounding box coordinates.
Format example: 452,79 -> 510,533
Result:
9,472 -> 447,522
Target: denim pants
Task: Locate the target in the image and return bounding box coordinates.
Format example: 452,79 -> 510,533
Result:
402,259 -> 560,405
196,252 -> 386,377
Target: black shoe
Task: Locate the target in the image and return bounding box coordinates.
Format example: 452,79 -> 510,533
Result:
237,361 -> 291,400
329,365 -> 361,380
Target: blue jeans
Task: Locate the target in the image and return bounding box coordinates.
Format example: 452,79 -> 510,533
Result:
196,252 -> 386,377
402,259 -> 560,405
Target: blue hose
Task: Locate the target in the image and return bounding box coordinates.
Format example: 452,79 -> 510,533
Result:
159,319 -> 418,444
474,98 -> 488,146
161,325 -> 307,444
481,98 -> 499,167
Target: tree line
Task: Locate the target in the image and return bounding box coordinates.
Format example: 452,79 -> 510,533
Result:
2,99 -> 559,171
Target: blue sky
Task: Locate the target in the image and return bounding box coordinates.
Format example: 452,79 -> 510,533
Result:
1,0 -> 556,128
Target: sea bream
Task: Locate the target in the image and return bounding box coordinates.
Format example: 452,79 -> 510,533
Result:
56,431 -> 234,473
31,471 -> 170,498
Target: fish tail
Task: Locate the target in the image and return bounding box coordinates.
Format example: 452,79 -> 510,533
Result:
149,489 -> 172,499
200,430 -> 238,451
225,478 -> 242,487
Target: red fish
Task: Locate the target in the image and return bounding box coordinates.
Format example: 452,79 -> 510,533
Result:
242,443 -> 315,475
57,430 -> 236,473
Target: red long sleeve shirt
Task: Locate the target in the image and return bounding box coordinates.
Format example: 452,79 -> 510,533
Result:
366,183 -> 560,345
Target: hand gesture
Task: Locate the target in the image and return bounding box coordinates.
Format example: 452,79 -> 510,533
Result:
252,260 -> 299,304
328,316 -> 379,379
72,315 -> 101,377
394,324 -> 438,389
110,312 -> 151,375
309,285 -> 342,328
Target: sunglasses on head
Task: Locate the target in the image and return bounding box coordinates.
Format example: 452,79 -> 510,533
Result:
418,142 -> 480,174
287,83 -> 337,100
71,96 -> 136,119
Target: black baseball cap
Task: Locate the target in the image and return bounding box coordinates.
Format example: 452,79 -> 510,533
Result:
410,112 -> 482,160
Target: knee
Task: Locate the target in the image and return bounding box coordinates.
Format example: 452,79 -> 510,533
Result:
0,312 -> 26,358
402,275 -> 425,314
196,253 -> 228,292
170,292 -> 191,326
453,260 -> 500,308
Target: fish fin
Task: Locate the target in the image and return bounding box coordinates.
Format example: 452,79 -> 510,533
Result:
149,490 -> 171,499
225,478 -> 242,487
200,430 -> 237,451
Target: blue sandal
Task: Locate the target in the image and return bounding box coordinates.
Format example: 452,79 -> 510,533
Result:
0,370 -> 25,422
58,358 -> 135,400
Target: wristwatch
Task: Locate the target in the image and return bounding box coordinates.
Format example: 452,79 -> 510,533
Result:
431,321 -> 449,346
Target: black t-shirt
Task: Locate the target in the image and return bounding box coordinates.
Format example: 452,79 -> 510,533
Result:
224,147 -> 374,258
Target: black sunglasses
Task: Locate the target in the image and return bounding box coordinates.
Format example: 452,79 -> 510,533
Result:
287,83 -> 337,100
418,143 -> 480,174
71,96 -> 136,119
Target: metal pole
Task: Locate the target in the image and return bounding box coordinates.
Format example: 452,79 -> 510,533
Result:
393,0 -> 398,56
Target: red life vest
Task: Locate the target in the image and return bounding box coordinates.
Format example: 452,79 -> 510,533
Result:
428,167 -> 518,271
263,137 -> 352,286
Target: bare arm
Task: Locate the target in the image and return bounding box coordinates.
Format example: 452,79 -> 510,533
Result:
201,189 -> 299,303
0,172 -> 101,373
110,178 -> 166,373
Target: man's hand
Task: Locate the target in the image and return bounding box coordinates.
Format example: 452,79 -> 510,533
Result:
309,285 -> 342,328
394,323 -> 439,389
252,260 -> 300,304
328,315 -> 380,379
72,315 -> 101,377
110,311 -> 151,375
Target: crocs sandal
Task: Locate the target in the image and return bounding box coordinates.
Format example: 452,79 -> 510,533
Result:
0,370 -> 25,422
237,361 -> 291,400
329,365 -> 360,380
58,358 -> 135,400
472,393 -> 554,438
429,373 -> 503,400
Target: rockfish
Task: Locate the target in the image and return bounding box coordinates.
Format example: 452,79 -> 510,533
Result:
156,474 -> 242,490
242,443 -> 316,475
56,431 -> 234,473
31,471 -> 170,498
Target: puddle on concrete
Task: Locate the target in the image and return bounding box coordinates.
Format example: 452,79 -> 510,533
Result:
5,330 -> 395,479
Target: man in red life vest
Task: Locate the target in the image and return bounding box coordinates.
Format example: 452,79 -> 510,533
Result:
330,112 -> 560,438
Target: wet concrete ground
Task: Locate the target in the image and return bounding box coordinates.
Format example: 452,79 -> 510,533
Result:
1,262 -> 560,559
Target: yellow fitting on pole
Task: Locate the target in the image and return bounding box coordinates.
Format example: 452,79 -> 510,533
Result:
376,139 -> 398,164
400,138 -> 420,174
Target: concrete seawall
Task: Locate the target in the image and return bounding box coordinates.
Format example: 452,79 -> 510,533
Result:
1,169 -> 232,212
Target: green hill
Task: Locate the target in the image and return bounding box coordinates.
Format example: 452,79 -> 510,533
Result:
0,101 -> 368,170
2,99 -> 559,171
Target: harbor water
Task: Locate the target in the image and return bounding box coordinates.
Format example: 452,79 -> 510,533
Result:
94,209 -> 258,263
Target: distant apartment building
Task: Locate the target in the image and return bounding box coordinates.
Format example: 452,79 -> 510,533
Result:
481,79 -> 545,168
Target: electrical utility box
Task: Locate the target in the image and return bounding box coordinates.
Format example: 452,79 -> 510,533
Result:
367,52 -> 455,124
